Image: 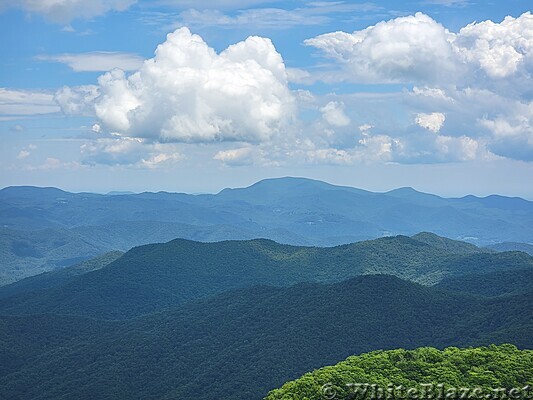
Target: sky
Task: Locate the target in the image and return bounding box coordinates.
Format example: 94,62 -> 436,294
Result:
0,0 -> 532,197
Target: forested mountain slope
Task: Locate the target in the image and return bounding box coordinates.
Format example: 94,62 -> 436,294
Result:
1,236 -> 531,319
0,275 -> 531,400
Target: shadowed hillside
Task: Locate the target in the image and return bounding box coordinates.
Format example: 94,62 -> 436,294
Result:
0,275 -> 531,400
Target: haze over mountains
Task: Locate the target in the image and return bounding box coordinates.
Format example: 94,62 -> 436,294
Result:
0,185 -> 533,400
1,177 -> 532,285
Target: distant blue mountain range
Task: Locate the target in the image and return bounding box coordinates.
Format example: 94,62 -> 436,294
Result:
0,177 -> 531,284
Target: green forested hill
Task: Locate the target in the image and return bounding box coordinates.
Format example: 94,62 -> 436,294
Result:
0,275 -> 531,400
264,345 -> 533,400
0,236 -> 531,319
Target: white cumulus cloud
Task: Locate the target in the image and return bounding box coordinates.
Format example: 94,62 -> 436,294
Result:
305,12 -> 458,83
454,13 -> 533,79
304,12 -> 533,87
303,12 -> 532,163
57,28 -> 295,144
55,85 -> 99,115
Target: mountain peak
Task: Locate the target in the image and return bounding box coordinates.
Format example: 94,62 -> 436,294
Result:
220,176 -> 333,193
216,176 -> 372,205
386,186 -> 420,194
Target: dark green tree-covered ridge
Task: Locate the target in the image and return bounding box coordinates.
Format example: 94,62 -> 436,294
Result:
435,268 -> 533,297
265,345 -> 533,400
0,234 -> 531,319
0,275 -> 531,400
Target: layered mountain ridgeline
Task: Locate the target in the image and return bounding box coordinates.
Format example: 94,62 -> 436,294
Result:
0,276 -> 531,400
0,221 -> 293,285
0,251 -> 123,300
487,242 -> 533,256
0,226 -> 109,285
1,234 -> 531,319
1,177 -> 532,284
264,345 -> 533,400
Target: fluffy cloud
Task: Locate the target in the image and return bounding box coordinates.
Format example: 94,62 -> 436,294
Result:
305,12 -> 533,86
409,86 -> 533,161
478,102 -> 533,161
454,14 -> 533,79
37,52 -> 144,72
58,28 -> 295,144
51,15 -> 531,166
0,0 -> 136,23
305,13 -> 458,83
55,85 -> 99,116
416,112 -> 446,133
303,13 -> 533,163
320,101 -> 351,127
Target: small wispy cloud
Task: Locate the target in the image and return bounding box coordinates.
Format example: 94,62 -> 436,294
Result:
139,2 -> 382,30
423,0 -> 471,7
22,157 -> 82,171
0,0 -> 137,24
36,52 -> 144,72
0,88 -> 60,116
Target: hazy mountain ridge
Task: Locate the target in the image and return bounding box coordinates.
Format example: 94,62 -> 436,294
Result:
1,178 -> 531,284
0,251 -> 123,300
0,226 -> 109,285
2,178 -> 531,241
486,242 -> 533,255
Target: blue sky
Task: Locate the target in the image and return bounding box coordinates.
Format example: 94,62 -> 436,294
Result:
1,0 -> 532,197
